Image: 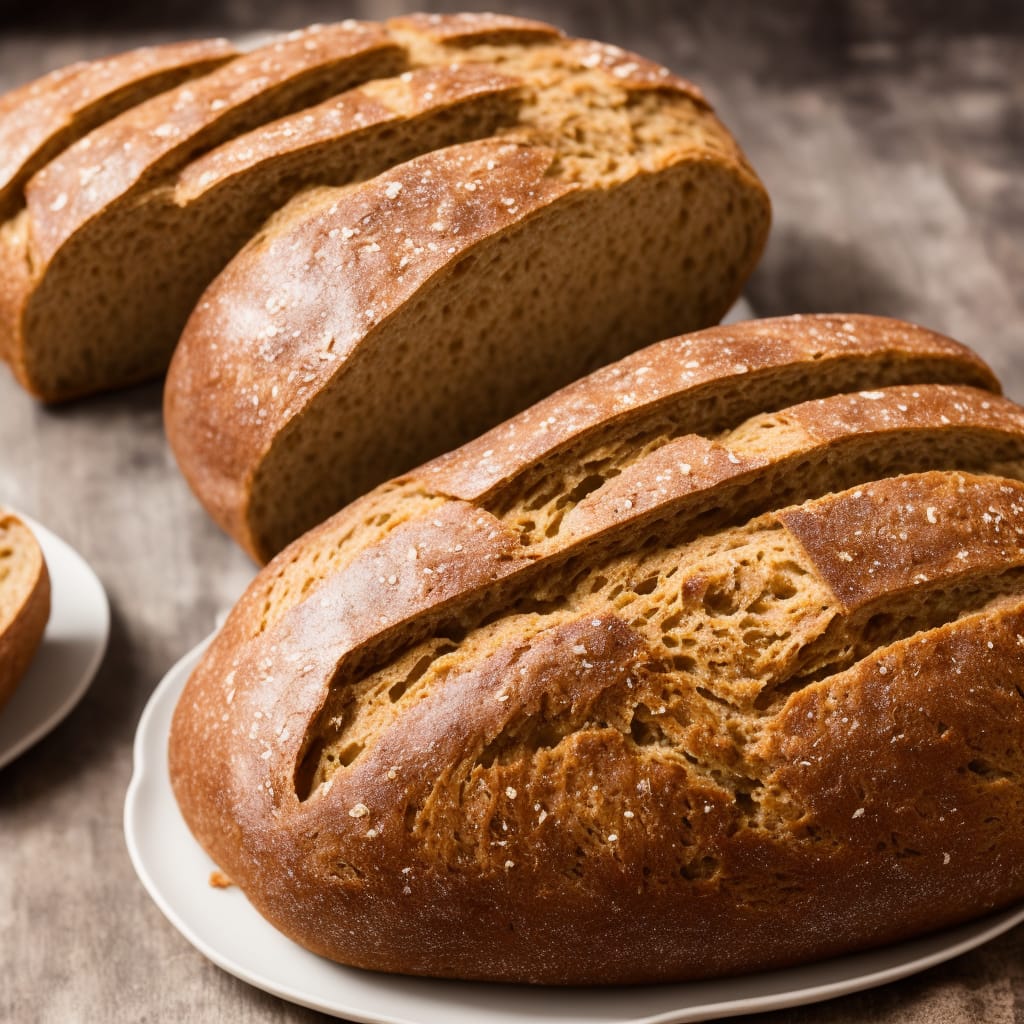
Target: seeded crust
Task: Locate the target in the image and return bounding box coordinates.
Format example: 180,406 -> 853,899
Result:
0,511 -> 50,713
170,315 -> 1024,984
0,38 -> 238,369
0,22 -> 410,398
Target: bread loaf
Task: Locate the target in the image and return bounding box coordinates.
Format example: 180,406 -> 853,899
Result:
163,18 -> 770,559
0,512 -> 50,712
0,15 -> 766,405
169,314 -> 1024,984
0,22 -> 408,396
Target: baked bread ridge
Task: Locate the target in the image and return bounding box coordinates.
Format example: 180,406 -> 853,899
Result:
1,12 -> 753,402
169,468 -> 1024,984
171,312 -> 998,561
14,62 -> 524,397
0,511 -> 51,712
0,37 -> 238,368
0,38 -> 237,219
201,377 -> 1024,762
26,23 -> 406,262
169,318 -> 1024,984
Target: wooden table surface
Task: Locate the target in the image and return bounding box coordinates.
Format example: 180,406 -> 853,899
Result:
1,2 -> 1022,1021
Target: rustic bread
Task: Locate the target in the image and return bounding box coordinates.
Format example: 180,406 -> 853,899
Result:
0,512 -> 50,713
169,314 -> 1024,984
0,38 -> 236,221
1,16 -> 765,403
0,21 -> 408,397
164,19 -> 769,558
173,306 -> 998,561
0,19 -> 767,410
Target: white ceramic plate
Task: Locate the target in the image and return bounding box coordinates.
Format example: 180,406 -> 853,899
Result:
126,638 -> 1024,1023
722,296 -> 755,324
0,514 -> 109,770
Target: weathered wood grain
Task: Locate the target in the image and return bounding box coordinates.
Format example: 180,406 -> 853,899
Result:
0,3 -> 1021,1022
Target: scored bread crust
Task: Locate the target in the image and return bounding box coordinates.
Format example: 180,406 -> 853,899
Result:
170,314 -> 1024,984
0,37 -> 238,370
23,24 -> 405,264
0,14 -> 757,406
173,311 -> 998,560
0,511 -> 51,712
171,62 -> 523,206
0,21 -> 407,398
0,38 -> 236,219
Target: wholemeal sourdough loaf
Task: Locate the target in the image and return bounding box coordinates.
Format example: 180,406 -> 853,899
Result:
170,314 -> 1024,984
0,512 -> 50,713
0,15 -> 767,404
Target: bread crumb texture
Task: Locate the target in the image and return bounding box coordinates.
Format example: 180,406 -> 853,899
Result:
0,511 -> 50,712
170,312 -> 1024,984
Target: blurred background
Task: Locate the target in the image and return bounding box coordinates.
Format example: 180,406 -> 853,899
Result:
0,0 -> 1020,36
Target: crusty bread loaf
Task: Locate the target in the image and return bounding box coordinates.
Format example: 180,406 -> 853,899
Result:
0,512 -> 50,712
169,314 -> 1024,984
1,15 -> 765,404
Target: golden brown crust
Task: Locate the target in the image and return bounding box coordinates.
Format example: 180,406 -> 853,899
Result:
387,12 -> 565,46
0,511 -> 51,712
0,39 -> 236,218
559,383 -> 1024,545
780,471 -> 1024,611
0,62 -> 87,120
24,23 -> 404,265
563,37 -> 709,104
388,14 -> 706,103
170,316 -> 1024,983
174,63 -> 522,203
169,307 -> 995,561
749,603 -> 1024,947
418,313 -> 999,502
0,38 -> 232,377
167,318 -> 1015,665
170,469 -> 1024,980
0,212 -> 33,378
165,137 -> 573,552
332,602 -> 1024,978
172,90 -> 395,203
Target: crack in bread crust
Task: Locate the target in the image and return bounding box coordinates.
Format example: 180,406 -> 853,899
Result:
300,470 -> 1024,792
172,555 -> 1024,982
